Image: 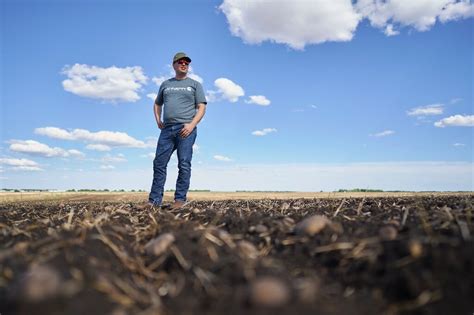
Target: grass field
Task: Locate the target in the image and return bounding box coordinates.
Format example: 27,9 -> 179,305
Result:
1,191 -> 472,203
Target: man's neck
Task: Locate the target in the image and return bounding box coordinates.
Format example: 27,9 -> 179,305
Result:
175,74 -> 187,80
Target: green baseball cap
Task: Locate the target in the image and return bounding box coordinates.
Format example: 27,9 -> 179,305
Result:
173,52 -> 191,63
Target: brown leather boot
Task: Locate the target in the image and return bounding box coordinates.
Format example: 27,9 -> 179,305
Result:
170,200 -> 185,210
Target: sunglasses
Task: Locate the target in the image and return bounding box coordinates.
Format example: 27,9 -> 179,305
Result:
176,60 -> 190,66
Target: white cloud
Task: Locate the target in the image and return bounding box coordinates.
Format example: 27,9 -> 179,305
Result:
252,128 -> 277,136
220,0 -> 360,49
439,0 -> 474,22
8,140 -> 84,158
152,76 -> 167,86
32,127 -> 75,140
193,144 -> 200,152
67,149 -> 85,158
0,158 -> 39,167
246,95 -> 271,106
434,114 -> 474,127
145,137 -> 158,149
214,155 -> 233,162
205,90 -> 219,103
450,98 -> 463,104
453,143 -> 465,147
188,66 -> 204,84
147,93 -> 158,101
220,0 -> 474,48
407,104 -> 444,116
12,166 -> 43,171
86,144 -> 111,152
356,0 -> 474,34
370,130 -> 395,137
61,64 -> 148,102
102,154 -> 127,163
208,78 -> 245,103
100,165 -> 115,170
35,127 -> 146,148
141,152 -> 155,159
0,158 -> 43,171
384,24 -> 400,36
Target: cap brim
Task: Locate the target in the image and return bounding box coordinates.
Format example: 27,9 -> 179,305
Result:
174,57 -> 192,63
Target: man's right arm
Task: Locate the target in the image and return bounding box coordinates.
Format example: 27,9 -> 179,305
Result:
154,103 -> 164,129
154,83 -> 165,129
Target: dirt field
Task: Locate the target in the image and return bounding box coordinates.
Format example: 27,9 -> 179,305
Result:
0,191 -> 471,203
0,193 -> 473,314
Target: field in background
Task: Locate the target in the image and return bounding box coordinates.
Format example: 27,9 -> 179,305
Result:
1,191 -> 472,203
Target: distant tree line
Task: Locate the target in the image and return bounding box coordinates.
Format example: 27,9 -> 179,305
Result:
235,190 -> 295,193
165,189 -> 211,192
1,188 -> 49,192
337,188 -> 384,192
66,189 -> 147,192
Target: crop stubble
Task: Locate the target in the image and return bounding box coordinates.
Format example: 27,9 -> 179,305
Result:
0,194 -> 473,314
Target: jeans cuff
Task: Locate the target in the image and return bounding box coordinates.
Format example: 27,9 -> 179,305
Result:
149,199 -> 161,206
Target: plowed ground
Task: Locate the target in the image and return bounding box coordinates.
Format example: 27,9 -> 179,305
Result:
1,195 -> 473,315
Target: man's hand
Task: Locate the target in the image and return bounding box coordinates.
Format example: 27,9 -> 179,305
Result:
180,123 -> 195,138
157,120 -> 164,129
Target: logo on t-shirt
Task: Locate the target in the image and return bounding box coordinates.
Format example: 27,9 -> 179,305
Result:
164,87 -> 193,93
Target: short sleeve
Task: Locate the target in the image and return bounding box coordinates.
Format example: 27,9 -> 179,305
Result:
155,83 -> 165,105
195,82 -> 207,105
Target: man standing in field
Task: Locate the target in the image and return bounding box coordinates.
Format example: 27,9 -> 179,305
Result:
149,52 -> 207,209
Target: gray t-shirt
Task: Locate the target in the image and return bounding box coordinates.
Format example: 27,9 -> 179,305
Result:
155,77 -> 207,126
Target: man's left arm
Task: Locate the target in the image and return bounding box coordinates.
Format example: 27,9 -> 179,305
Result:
180,103 -> 206,138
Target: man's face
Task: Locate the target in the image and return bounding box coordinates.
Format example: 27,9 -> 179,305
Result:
173,59 -> 190,75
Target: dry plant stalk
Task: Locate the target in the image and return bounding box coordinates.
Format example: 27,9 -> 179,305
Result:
356,198 -> 365,216
454,215 -> 471,240
311,242 -> 354,254
401,207 -> 410,228
206,244 -> 219,262
169,245 -> 191,270
386,290 -> 442,314
64,208 -> 75,230
193,266 -> 217,295
333,198 -> 347,217
112,275 -> 150,305
416,207 -> 434,238
94,275 -> 135,307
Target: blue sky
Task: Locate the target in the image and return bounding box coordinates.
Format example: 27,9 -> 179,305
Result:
1,0 -> 473,191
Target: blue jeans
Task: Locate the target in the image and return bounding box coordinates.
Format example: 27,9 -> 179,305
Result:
149,124 -> 197,206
